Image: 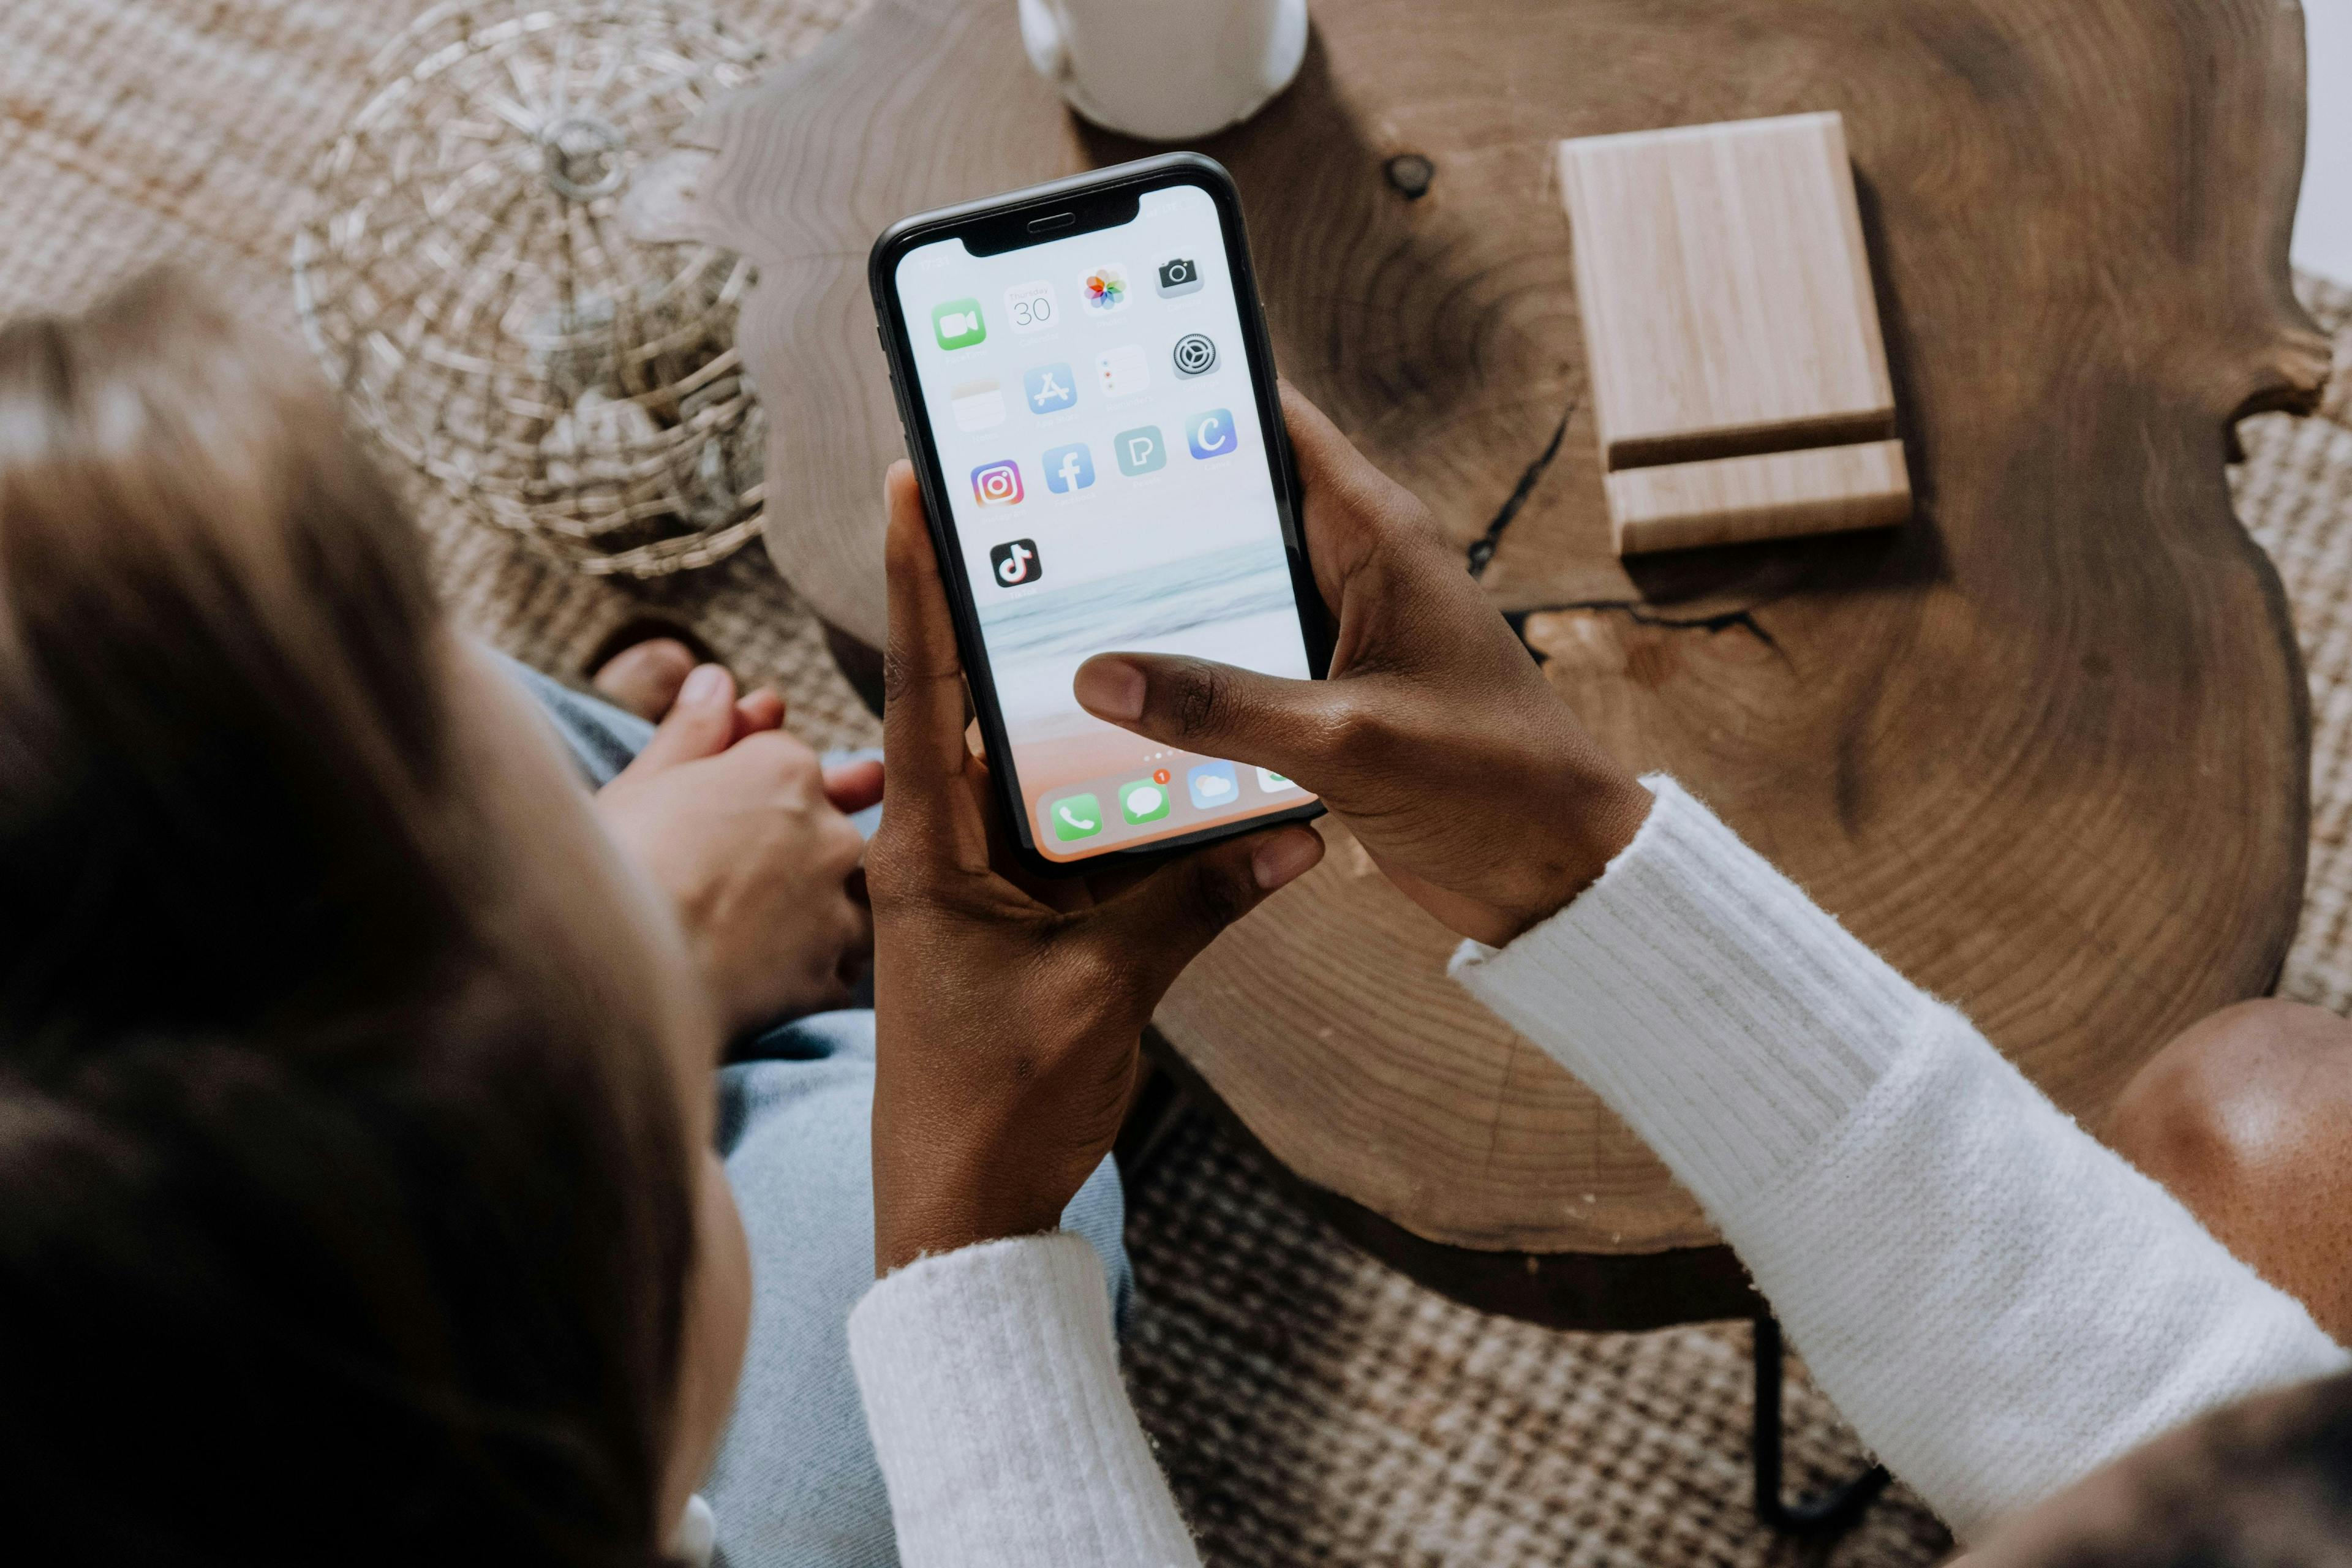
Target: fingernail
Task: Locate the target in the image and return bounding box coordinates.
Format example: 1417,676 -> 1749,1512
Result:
1253,830 -> 1322,891
1072,658 -> 1146,722
681,664 -> 726,706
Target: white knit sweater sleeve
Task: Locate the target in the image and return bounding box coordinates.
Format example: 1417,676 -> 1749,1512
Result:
1452,775 -> 2350,1539
847,1231 -> 1199,1568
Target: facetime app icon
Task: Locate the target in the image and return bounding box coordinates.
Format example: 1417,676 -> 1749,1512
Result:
932,298 -> 986,350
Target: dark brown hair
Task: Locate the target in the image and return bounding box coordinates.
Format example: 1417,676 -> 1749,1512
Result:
0,272 -> 693,1564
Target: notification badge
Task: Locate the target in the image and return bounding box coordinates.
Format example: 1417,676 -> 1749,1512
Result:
970,459 -> 1024,507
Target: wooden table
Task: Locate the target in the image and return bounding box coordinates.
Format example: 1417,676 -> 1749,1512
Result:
685,0 -> 2330,1329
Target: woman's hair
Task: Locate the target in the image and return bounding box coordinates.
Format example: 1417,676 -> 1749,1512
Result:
0,272 -> 693,1565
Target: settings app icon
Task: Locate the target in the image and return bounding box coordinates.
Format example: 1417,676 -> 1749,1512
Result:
1171,332 -> 1218,379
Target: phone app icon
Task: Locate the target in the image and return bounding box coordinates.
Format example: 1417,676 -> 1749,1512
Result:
1256,766 -> 1300,795
1172,332 -> 1218,379
1042,442 -> 1095,493
1097,344 -> 1150,398
1023,362 -> 1077,415
949,379 -> 1005,432
1187,760 -> 1239,809
1156,256 -> 1204,297
989,538 -> 1042,587
1081,263 -> 1130,312
1114,425 -> 1166,476
932,298 -> 986,350
1186,408 -> 1237,459
1119,778 -> 1171,824
1005,280 -> 1057,333
971,460 -> 1024,507
1050,792 -> 1102,841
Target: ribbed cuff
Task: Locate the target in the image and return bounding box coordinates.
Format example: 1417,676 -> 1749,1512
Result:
849,1232 -> 1198,1568
1449,775 -> 1938,1196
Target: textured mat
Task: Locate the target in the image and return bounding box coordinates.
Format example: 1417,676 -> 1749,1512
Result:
3,5 -> 2347,1563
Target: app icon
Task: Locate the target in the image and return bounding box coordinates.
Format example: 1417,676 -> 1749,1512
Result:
1050,792 -> 1102,841
989,538 -> 1041,586
1042,442 -> 1095,494
932,298 -> 986,350
1081,264 -> 1130,312
1120,778 -> 1171,823
1156,256 -> 1204,297
1256,766 -> 1300,794
1187,760 -> 1239,809
1114,426 -> 1166,476
1186,408 -> 1237,459
949,379 -> 1005,432
971,460 -> 1024,507
1023,362 -> 1077,415
1005,280 -> 1057,333
1172,332 -> 1218,379
1096,344 -> 1150,398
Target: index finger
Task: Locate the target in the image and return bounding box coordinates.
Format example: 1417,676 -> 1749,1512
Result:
880,462 -> 972,805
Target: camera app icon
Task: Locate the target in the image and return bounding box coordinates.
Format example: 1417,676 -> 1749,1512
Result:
1156,257 -> 1204,297
970,459 -> 1025,507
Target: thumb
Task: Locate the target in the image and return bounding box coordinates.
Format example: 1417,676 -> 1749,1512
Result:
1090,825 -> 1325,995
629,663 -> 737,772
1073,653 -> 1332,783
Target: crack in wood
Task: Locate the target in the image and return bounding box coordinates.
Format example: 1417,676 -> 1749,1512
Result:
1506,600 -> 1784,655
1465,392 -> 1575,579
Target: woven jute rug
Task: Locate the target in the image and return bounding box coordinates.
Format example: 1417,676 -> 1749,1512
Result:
4,5 -> 2349,1563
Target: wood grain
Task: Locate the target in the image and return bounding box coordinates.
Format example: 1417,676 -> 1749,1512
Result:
1608,439 -> 1911,553
690,0 -> 2330,1317
1559,112 -> 1895,475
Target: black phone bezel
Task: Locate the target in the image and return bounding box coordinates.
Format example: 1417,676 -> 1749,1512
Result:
868,152 -> 1331,878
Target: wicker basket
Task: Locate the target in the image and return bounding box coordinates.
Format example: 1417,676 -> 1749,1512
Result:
294,0 -> 769,576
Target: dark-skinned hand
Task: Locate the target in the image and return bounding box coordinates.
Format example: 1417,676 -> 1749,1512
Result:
864,461 -> 1325,1275
1073,383 -> 1653,948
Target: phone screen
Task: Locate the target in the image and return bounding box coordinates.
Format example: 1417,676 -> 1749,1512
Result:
889,179 -> 1319,863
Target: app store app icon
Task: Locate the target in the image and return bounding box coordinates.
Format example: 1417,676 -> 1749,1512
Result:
1114,426 -> 1167,476
1023,362 -> 1077,415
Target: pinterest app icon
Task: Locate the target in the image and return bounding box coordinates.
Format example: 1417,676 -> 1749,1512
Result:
970,459 -> 1024,507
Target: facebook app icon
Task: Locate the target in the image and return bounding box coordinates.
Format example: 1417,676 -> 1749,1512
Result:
1042,442 -> 1095,494
1023,363 -> 1077,415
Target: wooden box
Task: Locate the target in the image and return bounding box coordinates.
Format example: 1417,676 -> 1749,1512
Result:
1557,111 -> 1912,554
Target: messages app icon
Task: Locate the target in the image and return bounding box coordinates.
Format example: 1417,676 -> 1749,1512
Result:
932,298 -> 986,350
1120,778 -> 1171,823
1114,425 -> 1166,476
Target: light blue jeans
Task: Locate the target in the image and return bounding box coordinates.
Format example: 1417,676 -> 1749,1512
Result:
504,660 -> 1132,1568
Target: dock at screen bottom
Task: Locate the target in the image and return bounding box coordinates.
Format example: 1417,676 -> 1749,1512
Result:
1039,760 -> 1308,851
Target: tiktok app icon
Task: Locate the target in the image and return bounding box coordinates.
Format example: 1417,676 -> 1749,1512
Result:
989,538 -> 1042,589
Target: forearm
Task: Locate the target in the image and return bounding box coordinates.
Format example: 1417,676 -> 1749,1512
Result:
1453,777 -> 2349,1539
848,1233 -> 1198,1568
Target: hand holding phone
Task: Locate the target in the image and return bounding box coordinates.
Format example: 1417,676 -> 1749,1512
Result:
864,461 -> 1324,1273
1075,386 -> 1656,949
871,154 -> 1330,876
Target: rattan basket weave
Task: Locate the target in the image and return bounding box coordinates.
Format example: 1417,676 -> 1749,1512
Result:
293,0 -> 769,576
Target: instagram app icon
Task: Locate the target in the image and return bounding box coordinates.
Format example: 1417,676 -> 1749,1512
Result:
970,459 -> 1024,507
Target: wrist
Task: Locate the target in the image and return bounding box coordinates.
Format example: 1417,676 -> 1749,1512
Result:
1506,769 -> 1653,940
873,1185 -> 1067,1276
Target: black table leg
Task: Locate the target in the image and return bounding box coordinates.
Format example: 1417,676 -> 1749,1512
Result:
1754,1315 -> 1891,1537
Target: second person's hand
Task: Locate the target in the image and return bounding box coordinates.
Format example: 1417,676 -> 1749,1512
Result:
1072,385 -> 1653,949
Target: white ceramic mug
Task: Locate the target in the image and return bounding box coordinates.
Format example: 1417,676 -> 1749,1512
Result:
1017,0 -> 1309,142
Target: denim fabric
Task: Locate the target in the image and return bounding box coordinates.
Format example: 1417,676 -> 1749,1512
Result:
501,654 -> 1129,1567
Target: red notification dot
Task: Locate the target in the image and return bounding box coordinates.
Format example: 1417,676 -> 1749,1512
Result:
1153,769 -> 1170,785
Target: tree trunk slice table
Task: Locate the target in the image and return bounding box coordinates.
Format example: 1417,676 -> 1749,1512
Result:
686,0 -> 2331,1328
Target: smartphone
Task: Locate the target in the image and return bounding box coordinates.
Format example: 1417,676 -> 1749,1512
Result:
870,153 -> 1330,875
